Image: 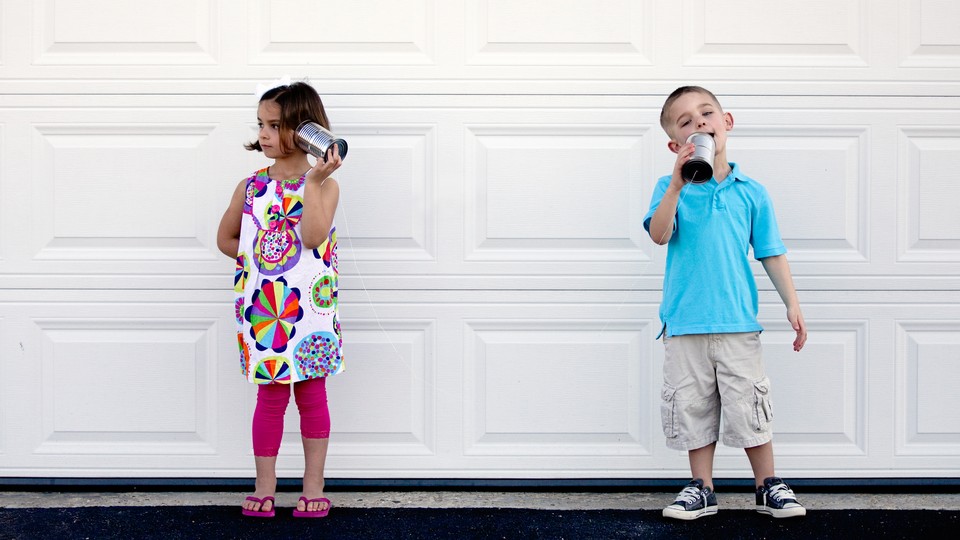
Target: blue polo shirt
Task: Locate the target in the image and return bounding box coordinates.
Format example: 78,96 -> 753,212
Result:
643,163 -> 786,338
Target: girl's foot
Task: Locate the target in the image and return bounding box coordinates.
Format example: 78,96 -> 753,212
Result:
241,492 -> 276,517
293,488 -> 332,518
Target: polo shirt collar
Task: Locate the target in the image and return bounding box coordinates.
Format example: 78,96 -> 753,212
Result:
726,162 -> 748,183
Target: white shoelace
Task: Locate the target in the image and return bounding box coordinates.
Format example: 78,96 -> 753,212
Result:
768,482 -> 798,503
674,485 -> 704,505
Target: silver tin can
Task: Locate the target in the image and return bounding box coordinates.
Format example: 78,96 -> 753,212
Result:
295,121 -> 348,162
681,132 -> 714,183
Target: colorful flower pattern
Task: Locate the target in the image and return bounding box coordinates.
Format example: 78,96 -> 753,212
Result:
310,272 -> 338,313
245,276 -> 303,352
238,333 -> 251,376
293,332 -> 342,379
235,253 -> 249,293
313,227 -> 337,268
254,228 -> 300,275
253,356 -> 292,384
235,168 -> 343,384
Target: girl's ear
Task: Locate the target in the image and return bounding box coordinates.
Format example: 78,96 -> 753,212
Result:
667,140 -> 682,154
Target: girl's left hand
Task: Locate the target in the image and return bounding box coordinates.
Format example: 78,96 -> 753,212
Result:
305,145 -> 342,184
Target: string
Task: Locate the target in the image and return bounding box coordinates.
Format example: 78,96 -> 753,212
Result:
586,174 -> 693,338
334,162 -> 694,389
334,171 -> 461,398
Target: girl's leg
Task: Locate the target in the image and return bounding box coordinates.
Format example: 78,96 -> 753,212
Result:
293,377 -> 331,512
244,383 -> 291,513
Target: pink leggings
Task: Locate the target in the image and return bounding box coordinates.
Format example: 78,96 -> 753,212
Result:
252,377 -> 330,457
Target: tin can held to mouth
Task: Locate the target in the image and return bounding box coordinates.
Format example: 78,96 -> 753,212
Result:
295,121 -> 348,162
681,132 -> 714,183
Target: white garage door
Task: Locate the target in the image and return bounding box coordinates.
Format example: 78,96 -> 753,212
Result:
1,0 -> 959,481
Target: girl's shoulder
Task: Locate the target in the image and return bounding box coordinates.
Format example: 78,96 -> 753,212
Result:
246,167 -> 270,182
239,167 -> 270,188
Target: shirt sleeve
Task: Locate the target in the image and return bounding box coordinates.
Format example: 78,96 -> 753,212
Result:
750,185 -> 787,259
643,175 -> 676,234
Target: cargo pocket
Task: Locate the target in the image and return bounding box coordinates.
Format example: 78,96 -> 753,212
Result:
660,384 -> 679,439
752,377 -> 773,432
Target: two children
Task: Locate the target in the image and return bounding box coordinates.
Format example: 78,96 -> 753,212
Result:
217,81 -> 807,520
646,86 -> 807,519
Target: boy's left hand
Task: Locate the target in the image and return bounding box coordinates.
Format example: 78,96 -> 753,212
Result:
788,307 -> 806,352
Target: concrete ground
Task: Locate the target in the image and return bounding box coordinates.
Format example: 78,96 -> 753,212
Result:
2,491 -> 957,511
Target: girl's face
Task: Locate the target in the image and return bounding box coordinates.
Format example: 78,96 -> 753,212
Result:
257,100 -> 295,158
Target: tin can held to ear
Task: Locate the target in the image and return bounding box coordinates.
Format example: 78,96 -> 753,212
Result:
681,132 -> 714,183
295,121 -> 348,162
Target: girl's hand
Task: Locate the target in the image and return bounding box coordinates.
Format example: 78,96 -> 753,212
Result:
305,144 -> 343,185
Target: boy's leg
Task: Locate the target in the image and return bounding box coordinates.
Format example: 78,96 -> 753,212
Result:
689,442 -> 717,490
661,334 -> 721,520
744,441 -> 774,488
748,441 -> 806,518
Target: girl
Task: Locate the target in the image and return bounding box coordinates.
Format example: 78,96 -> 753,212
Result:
217,81 -> 343,518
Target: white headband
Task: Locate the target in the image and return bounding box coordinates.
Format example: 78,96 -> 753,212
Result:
254,75 -> 292,102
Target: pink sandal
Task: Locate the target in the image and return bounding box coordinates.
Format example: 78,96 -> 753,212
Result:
241,495 -> 276,518
292,496 -> 332,518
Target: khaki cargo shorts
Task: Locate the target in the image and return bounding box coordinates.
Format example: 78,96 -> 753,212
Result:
660,332 -> 773,451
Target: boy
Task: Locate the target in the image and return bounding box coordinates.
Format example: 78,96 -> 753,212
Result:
644,86 -> 808,520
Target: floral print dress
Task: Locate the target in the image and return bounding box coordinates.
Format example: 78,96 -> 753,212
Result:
235,167 -> 343,384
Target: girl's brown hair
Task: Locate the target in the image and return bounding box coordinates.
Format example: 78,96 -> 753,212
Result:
245,81 -> 331,154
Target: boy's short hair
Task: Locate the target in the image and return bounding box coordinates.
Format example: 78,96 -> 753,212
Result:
659,86 -> 723,136
246,81 -> 331,153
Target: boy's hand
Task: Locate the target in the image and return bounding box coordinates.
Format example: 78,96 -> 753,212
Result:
670,142 -> 695,191
788,306 -> 806,352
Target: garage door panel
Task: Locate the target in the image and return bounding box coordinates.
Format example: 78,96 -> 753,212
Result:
334,124 -> 437,262
895,321 -> 960,458
32,0 -> 219,66
758,320 -> 867,456
900,0 -> 960,68
897,127 -> 960,262
30,123 -> 219,261
729,126 -> 868,262
464,124 -> 650,263
250,0 -> 436,66
463,319 -> 654,458
685,0 -> 867,67
468,0 -> 654,66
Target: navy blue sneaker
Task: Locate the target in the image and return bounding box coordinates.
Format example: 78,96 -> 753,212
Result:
756,476 -> 806,518
662,479 -> 718,520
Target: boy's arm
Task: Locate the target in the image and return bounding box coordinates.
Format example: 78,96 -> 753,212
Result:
647,185 -> 682,244
760,254 -> 806,352
648,142 -> 695,245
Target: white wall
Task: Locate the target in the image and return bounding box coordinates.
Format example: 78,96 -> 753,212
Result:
1,0 -> 959,480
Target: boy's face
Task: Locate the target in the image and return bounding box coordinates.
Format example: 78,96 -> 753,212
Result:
665,91 -> 734,155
